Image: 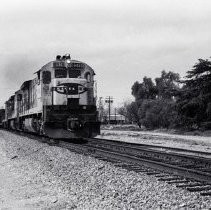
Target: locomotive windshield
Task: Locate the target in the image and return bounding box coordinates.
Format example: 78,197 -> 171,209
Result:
55,68 -> 67,78
68,62 -> 83,78
68,69 -> 81,78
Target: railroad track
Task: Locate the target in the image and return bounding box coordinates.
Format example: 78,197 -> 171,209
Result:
58,137 -> 211,196
4,130 -> 211,196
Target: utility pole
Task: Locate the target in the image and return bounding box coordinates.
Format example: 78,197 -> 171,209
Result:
105,96 -> 113,124
115,108 -> 117,124
98,97 -> 103,122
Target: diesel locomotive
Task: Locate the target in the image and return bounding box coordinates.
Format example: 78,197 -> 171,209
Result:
2,54 -> 100,139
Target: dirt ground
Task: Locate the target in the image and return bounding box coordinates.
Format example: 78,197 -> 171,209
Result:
98,128 -> 211,153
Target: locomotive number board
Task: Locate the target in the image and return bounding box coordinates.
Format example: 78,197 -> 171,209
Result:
53,62 -> 65,68
68,63 -> 84,69
53,62 -> 84,69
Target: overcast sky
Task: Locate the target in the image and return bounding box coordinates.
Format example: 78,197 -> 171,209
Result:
1,0 -> 211,108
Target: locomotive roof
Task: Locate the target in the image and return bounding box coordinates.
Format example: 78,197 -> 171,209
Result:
20,80 -> 32,90
34,59 -> 95,75
8,95 -> 15,101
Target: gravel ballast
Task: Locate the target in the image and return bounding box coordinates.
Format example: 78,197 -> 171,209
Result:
0,130 -> 210,209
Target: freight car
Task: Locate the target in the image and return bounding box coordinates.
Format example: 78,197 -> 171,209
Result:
3,54 -> 100,139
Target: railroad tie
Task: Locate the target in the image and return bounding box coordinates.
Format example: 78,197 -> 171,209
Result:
108,159 -> 119,163
133,169 -> 150,173
98,158 -> 108,161
177,164 -> 196,168
120,164 -> 134,168
197,168 -> 211,172
128,168 -> 146,172
129,165 -> 144,169
186,185 -> 211,192
114,164 -> 131,168
146,172 -> 161,175
158,177 -> 181,181
200,191 -> 211,196
129,165 -> 142,168
167,180 -> 190,184
124,165 -> 151,172
155,174 -> 170,178
176,183 -> 206,188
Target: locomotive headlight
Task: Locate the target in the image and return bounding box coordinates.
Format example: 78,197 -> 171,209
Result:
66,59 -> 71,64
65,54 -> 71,59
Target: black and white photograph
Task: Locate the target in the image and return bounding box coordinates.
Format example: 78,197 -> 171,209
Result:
0,0 -> 211,209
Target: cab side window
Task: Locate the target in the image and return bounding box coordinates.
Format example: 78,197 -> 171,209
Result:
85,72 -> 91,82
42,71 -> 51,84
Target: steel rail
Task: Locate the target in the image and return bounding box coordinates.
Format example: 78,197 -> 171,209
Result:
85,138 -> 211,165
60,139 -> 211,184
92,137 -> 211,158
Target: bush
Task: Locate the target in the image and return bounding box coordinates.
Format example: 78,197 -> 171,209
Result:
138,99 -> 177,129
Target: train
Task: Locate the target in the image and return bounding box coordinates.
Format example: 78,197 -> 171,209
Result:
1,54 -> 100,139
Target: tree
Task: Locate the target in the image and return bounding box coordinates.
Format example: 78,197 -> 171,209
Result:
131,77 -> 157,101
97,97 -> 108,122
127,102 -> 142,127
177,58 -> 211,128
155,70 -> 180,99
137,99 -> 178,129
117,101 -> 132,123
129,58 -> 211,130
130,71 -> 180,129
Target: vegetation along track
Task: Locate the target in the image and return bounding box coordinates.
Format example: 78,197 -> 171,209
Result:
5,130 -> 211,196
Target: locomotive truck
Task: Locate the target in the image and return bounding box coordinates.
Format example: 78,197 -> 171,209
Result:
2,54 -> 100,139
